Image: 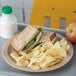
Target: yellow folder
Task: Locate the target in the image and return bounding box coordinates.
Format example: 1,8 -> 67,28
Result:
30,0 -> 76,29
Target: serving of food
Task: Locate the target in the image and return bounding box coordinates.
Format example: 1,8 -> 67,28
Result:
2,25 -> 73,72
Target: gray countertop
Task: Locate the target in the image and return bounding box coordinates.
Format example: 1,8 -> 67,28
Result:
0,24 -> 76,76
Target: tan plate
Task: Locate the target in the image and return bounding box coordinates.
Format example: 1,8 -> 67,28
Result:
2,31 -> 74,72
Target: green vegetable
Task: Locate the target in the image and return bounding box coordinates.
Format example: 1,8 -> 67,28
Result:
38,27 -> 43,32
33,42 -> 44,48
22,28 -> 43,51
22,40 -> 36,50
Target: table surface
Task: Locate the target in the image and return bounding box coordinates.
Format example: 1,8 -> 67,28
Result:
0,25 -> 76,76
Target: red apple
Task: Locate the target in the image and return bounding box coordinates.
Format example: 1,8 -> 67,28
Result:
66,22 -> 76,43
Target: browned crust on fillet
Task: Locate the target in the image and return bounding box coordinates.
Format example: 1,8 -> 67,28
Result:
50,32 -> 56,41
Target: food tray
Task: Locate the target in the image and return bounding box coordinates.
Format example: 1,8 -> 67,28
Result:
0,23 -> 76,76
